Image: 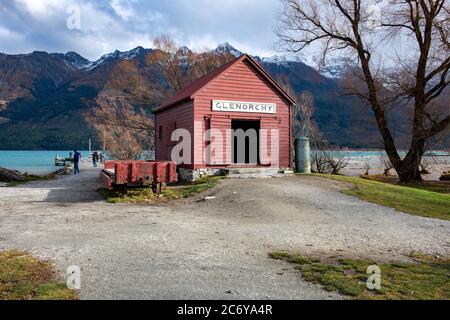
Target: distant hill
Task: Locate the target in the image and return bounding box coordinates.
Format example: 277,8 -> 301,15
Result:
0,43 -> 444,150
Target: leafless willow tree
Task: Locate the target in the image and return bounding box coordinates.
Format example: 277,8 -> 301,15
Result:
311,149 -> 350,174
276,75 -> 324,169
420,143 -> 443,173
380,152 -> 395,175
295,91 -> 317,138
277,0 -> 449,183
276,75 -> 321,139
312,150 -> 333,173
328,152 -> 351,174
276,75 -> 350,173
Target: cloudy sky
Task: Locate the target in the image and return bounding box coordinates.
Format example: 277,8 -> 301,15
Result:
0,0 -> 283,61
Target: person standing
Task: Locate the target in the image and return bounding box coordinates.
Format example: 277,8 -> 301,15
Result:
92,149 -> 99,168
73,150 -> 81,175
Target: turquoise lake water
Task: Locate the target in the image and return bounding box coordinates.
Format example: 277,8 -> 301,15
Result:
0,151 -> 89,174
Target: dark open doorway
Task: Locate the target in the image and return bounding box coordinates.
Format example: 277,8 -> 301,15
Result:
232,120 -> 260,165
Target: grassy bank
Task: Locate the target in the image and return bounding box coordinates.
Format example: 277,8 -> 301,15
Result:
319,175 -> 450,221
270,252 -> 450,300
0,251 -> 78,300
4,167 -> 70,187
99,176 -> 224,204
363,174 -> 450,194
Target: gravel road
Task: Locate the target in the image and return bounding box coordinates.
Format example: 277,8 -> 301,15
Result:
0,162 -> 449,300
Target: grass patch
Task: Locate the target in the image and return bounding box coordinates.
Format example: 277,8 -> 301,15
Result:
270,252 -> 450,300
363,175 -> 450,194
99,176 -> 224,204
317,174 -> 450,221
0,251 -> 78,300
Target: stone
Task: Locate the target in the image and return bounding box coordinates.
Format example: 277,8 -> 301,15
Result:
178,168 -> 227,182
0,167 -> 24,182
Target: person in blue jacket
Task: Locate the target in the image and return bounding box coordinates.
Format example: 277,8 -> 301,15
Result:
73,150 -> 81,175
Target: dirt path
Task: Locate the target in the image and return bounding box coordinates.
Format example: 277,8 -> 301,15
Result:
0,162 -> 449,300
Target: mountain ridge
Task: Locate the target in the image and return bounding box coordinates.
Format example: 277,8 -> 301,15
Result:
0,43 -> 436,150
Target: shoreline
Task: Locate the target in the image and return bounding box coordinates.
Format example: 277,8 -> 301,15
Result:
0,150 -> 88,176
0,165 -> 72,186
1,150 -> 449,183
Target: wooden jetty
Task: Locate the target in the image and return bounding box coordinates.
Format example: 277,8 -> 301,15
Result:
55,156 -> 73,167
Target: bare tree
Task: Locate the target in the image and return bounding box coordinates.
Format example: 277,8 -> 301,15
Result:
276,75 -> 324,169
311,150 -> 333,173
311,148 -> 350,174
420,156 -> 433,174
147,35 -> 235,96
85,57 -> 158,160
328,151 -> 350,174
295,91 -> 317,138
364,160 -> 371,176
98,126 -> 147,161
87,35 -> 235,160
86,96 -> 154,160
420,146 -> 443,174
189,50 -> 235,80
380,152 -> 394,176
106,59 -> 165,106
277,75 -> 317,139
147,35 -> 191,94
277,0 -> 450,183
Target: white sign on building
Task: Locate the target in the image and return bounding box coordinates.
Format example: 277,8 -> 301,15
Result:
212,100 -> 277,114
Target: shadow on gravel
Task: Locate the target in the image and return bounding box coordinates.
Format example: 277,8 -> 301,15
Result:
18,167 -> 105,204
43,186 -> 104,203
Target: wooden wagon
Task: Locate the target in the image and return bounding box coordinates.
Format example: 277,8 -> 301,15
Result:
101,160 -> 178,194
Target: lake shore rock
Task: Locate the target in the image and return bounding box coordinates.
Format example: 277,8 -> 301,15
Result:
0,167 -> 25,182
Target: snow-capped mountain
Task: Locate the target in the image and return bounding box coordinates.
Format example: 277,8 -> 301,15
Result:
86,46 -> 152,71
319,57 -> 358,79
57,51 -> 93,70
1,42 -> 429,150
213,42 -> 243,58
261,55 -> 293,67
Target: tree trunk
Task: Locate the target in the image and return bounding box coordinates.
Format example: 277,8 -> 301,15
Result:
397,162 -> 423,183
395,140 -> 425,184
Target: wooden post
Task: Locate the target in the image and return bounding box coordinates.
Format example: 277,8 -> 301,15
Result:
121,184 -> 128,196
154,183 -> 162,195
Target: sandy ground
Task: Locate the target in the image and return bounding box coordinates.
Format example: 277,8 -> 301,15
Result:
0,161 -> 449,300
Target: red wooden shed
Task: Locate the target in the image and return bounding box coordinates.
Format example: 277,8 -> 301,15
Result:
154,54 -> 296,181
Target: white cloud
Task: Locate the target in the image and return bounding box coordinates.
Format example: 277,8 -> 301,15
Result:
1,0 -> 282,60
0,25 -> 19,38
110,0 -> 134,21
14,0 -> 70,19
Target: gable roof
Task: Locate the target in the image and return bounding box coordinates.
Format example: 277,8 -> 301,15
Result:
154,54 -> 296,113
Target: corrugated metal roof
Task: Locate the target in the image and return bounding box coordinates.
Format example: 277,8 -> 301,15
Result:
155,54 -> 295,113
